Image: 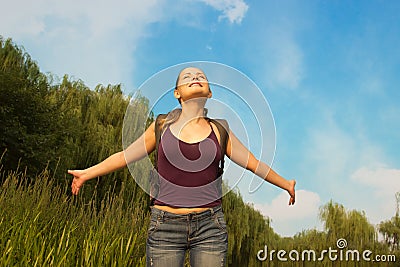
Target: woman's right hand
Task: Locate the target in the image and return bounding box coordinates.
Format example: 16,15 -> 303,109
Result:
68,170 -> 88,195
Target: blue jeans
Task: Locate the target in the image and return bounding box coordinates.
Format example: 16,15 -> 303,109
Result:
146,205 -> 228,267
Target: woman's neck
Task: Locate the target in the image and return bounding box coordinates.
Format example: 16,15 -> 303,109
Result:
179,99 -> 207,124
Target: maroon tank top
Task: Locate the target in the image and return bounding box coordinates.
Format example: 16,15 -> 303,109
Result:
153,123 -> 222,208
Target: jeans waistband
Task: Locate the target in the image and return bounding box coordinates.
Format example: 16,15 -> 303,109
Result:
150,205 -> 222,221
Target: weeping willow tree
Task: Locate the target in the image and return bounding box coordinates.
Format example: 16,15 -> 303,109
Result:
273,201 -> 396,267
0,36 -> 152,208
379,217 -> 400,251
316,201 -> 398,267
0,36 -> 152,265
222,187 -> 281,266
319,201 -> 376,249
0,36 -> 59,178
47,76 -> 146,204
379,192 -> 400,252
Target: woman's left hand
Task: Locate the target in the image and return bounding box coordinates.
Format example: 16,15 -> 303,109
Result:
287,180 -> 296,205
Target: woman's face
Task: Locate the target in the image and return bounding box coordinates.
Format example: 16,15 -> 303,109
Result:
174,67 -> 211,103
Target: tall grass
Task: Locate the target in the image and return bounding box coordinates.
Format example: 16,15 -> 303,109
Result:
1,167 -> 398,266
0,168 -> 148,266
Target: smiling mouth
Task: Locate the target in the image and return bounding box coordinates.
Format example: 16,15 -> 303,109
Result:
189,82 -> 202,87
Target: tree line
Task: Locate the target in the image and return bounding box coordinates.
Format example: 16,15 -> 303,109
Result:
1,36 -> 399,266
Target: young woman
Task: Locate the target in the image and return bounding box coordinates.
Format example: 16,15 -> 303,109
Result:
68,67 -> 296,267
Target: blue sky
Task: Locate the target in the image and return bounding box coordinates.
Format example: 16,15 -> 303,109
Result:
1,0 -> 400,237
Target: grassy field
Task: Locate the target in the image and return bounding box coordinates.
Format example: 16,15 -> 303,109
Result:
1,168 -> 398,267
0,169 -> 149,266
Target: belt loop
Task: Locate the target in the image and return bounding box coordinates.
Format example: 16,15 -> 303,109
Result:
210,207 -> 215,216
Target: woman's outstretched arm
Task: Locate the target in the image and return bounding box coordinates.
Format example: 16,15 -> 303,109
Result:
225,130 -> 296,205
69,121 -> 156,195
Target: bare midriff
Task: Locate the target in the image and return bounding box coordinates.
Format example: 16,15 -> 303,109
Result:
153,205 -> 211,214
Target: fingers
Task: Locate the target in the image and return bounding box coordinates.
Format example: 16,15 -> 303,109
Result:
71,178 -> 79,195
289,195 -> 295,205
291,189 -> 296,205
288,179 -> 296,205
289,191 -> 295,205
68,170 -> 82,195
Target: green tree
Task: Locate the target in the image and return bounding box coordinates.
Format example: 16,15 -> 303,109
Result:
319,200 -> 376,249
378,193 -> 400,251
0,37 -> 59,178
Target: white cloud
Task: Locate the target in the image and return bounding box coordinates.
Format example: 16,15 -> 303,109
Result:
254,190 -> 322,236
0,0 -> 162,38
0,0 -> 46,37
0,0 -> 167,89
199,0 -> 249,24
351,165 -> 400,196
351,165 -> 400,223
301,110 -> 398,226
0,0 -> 248,89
